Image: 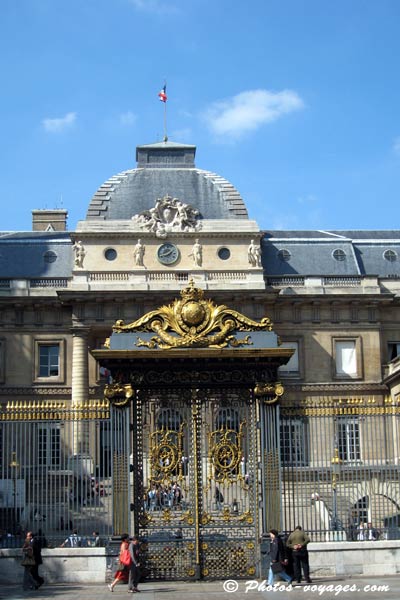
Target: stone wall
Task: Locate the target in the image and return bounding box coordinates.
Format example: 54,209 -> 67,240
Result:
309,541 -> 400,577
1,542 -> 400,584
0,548 -> 107,584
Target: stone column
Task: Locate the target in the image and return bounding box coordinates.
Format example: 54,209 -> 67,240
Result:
71,325 -> 90,454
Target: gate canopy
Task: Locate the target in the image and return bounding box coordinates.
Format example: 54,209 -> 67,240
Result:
93,279 -> 293,369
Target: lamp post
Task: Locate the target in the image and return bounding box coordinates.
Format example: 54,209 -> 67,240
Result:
331,447 -> 342,535
9,451 -> 20,534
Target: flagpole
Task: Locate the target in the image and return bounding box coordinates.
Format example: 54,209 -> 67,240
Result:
164,100 -> 167,142
163,80 -> 168,141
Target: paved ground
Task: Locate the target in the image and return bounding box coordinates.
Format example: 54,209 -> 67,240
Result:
1,576 -> 400,600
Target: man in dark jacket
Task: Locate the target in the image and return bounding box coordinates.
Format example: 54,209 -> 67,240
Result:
27,531 -> 44,589
267,529 -> 292,586
128,535 -> 141,593
286,525 -> 311,584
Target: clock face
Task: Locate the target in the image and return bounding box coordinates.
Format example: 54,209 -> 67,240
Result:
157,243 -> 180,265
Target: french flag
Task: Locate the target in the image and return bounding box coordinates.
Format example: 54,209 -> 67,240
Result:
158,84 -> 167,102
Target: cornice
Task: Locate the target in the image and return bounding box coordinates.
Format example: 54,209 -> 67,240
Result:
283,382 -> 388,393
0,386 -> 98,396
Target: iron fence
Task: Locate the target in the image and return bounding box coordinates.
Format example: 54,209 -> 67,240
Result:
280,396 -> 400,542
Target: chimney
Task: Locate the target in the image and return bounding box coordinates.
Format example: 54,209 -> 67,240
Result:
32,209 -> 68,231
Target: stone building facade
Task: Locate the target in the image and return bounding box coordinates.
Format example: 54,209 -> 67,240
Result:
0,140 -> 400,579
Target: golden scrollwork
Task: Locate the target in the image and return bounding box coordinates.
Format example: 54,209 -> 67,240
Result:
179,510 -> 195,526
162,509 -> 173,523
149,422 -> 186,484
201,512 -> 214,525
104,383 -> 133,407
209,421 -> 245,484
112,279 -> 273,349
254,381 -> 285,404
238,511 -> 254,524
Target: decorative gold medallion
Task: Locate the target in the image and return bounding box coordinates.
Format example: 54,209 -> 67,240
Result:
112,279 -> 273,349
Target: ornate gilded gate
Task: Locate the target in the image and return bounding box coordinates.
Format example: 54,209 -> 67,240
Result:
133,386 -> 258,579
95,281 -> 292,579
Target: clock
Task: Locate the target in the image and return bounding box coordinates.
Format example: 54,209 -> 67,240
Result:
157,243 -> 180,265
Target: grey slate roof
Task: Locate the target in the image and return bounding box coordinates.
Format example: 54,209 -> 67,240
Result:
86,141 -> 248,221
262,230 -> 400,277
0,232 -> 73,278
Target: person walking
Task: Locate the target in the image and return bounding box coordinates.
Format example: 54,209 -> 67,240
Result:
267,529 -> 292,587
30,531 -> 45,589
21,532 -> 37,590
128,535 -> 141,593
108,534 -> 131,592
286,525 -> 311,584
22,531 -> 44,589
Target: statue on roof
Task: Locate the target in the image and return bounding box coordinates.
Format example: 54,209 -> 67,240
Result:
132,194 -> 201,238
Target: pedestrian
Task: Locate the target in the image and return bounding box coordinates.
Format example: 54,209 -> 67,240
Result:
22,531 -> 45,590
21,532 -> 37,590
91,531 -> 101,547
286,525 -> 311,584
60,528 -> 82,547
30,532 -> 45,589
366,522 -> 380,541
357,522 -> 366,541
215,486 -> 224,510
108,533 -> 131,592
267,529 -> 292,587
128,535 -> 141,593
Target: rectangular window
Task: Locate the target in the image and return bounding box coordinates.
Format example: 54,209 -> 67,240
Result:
337,417 -> 360,462
388,342 -> 400,361
333,338 -> 362,379
278,341 -> 300,376
37,424 -> 61,468
0,339 -> 5,383
39,344 -> 59,377
280,418 -> 309,466
335,340 -> 356,376
34,339 -> 65,383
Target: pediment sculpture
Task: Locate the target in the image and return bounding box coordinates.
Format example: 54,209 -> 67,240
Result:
113,279 -> 273,349
132,194 -> 202,238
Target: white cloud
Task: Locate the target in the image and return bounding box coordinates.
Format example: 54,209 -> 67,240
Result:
393,137 -> 400,155
42,112 -> 76,133
204,89 -> 304,139
119,111 -> 137,126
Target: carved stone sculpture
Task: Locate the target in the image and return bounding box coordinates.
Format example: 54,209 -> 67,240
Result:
73,240 -> 86,269
134,239 -> 145,266
247,239 -> 261,268
189,239 -> 202,267
132,195 -> 201,238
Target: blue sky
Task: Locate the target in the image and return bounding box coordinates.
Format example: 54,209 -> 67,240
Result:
1,0 -> 400,232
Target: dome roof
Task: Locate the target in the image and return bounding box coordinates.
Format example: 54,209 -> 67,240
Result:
85,141 -> 248,221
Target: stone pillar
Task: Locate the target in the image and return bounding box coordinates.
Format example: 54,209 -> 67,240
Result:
71,325 -> 90,454
72,326 -> 89,406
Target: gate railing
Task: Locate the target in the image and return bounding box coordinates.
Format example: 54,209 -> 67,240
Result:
280,396 -> 400,542
0,399 -> 118,547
